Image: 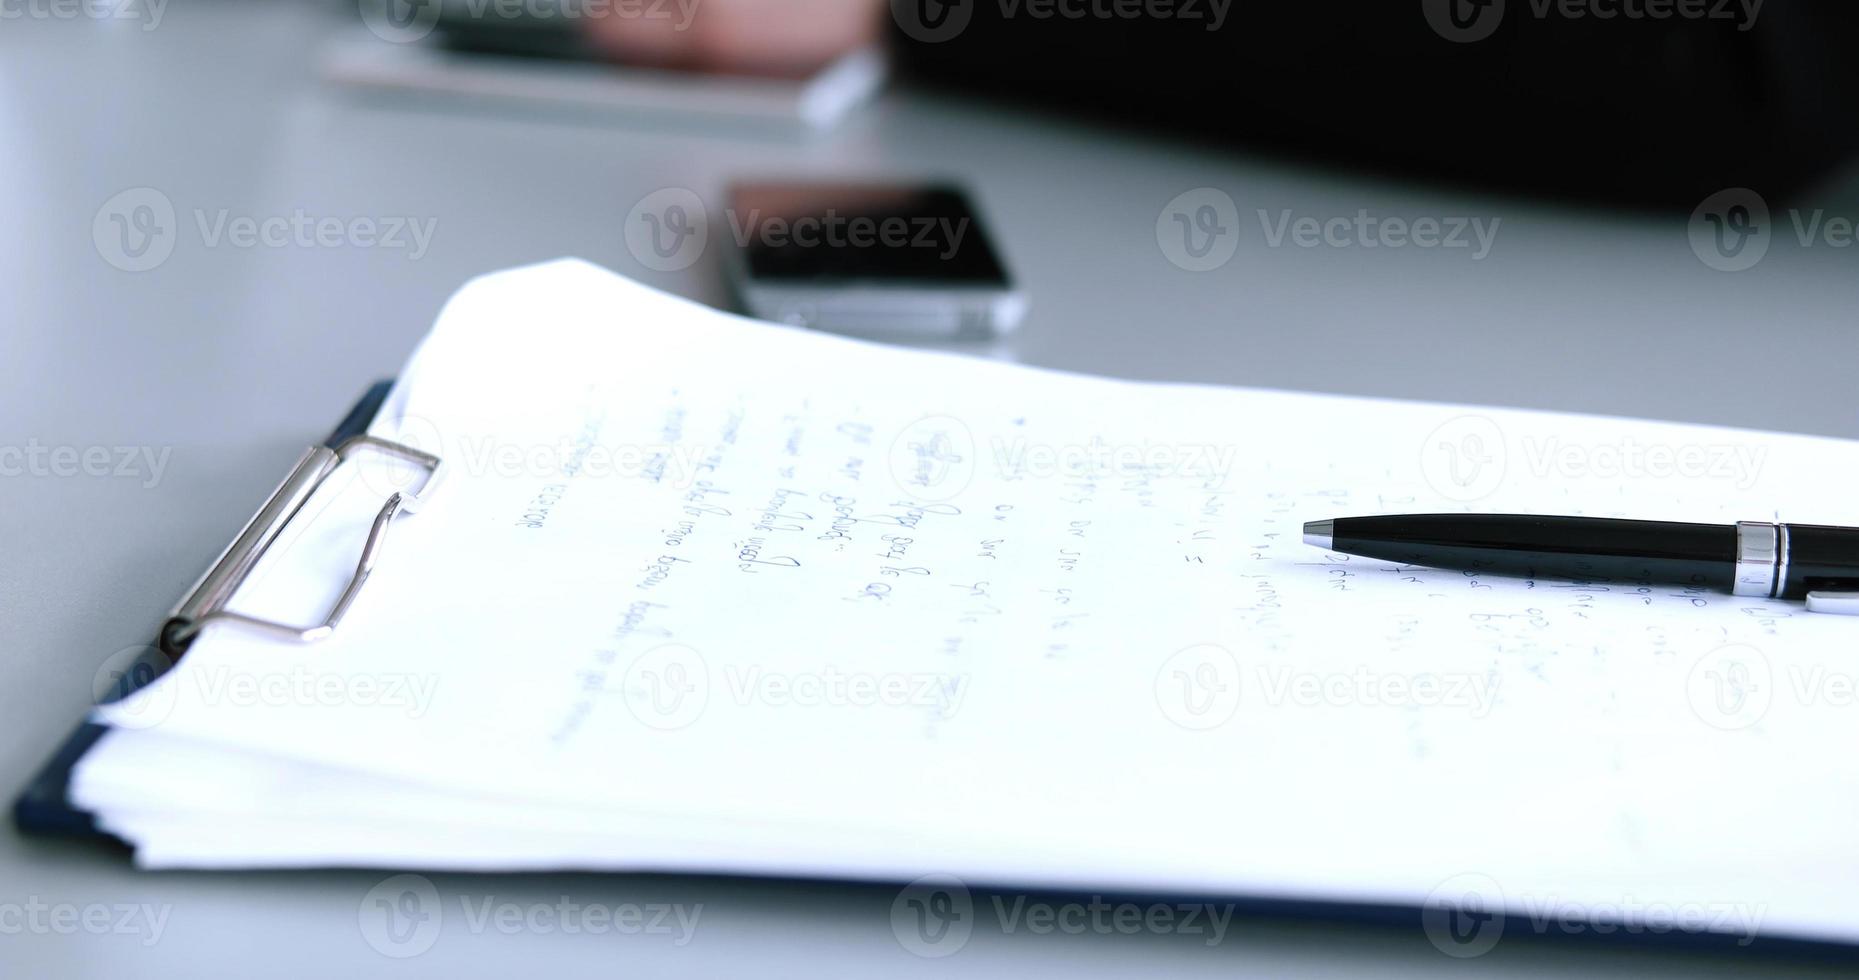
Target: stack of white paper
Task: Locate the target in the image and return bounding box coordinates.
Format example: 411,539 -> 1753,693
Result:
74,259 -> 1859,946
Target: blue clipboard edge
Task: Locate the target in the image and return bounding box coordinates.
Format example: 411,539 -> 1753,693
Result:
11,378 -> 1857,965
11,380 -> 396,841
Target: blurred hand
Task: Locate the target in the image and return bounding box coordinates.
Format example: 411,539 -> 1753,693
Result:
584,0 -> 887,76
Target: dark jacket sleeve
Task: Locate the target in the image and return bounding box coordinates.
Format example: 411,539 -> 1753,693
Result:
890,0 -> 1859,206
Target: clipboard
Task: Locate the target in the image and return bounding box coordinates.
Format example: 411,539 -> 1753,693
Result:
11,382 -> 1858,965
12,380 -> 415,839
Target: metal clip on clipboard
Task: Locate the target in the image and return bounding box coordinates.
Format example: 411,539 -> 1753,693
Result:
158,435 -> 444,658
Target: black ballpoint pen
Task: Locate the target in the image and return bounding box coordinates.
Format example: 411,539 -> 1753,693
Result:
1302,515 -> 1859,615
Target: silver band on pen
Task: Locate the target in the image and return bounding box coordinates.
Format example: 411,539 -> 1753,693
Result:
1733,521 -> 1784,599
1735,520 -> 1859,614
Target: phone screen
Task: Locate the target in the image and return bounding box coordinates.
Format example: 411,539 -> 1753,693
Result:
730,183 -> 1010,286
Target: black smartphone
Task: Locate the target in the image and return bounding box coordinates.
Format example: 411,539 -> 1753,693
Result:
723,182 -> 1026,340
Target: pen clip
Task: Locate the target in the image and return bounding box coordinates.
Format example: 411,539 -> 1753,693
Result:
1805,591 -> 1859,616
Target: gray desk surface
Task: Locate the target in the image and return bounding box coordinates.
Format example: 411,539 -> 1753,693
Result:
4,3 -> 1856,977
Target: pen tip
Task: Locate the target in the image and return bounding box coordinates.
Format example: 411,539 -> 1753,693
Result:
1303,520 -> 1334,550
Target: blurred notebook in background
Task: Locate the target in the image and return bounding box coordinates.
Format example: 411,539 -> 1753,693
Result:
323,9 -> 885,132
